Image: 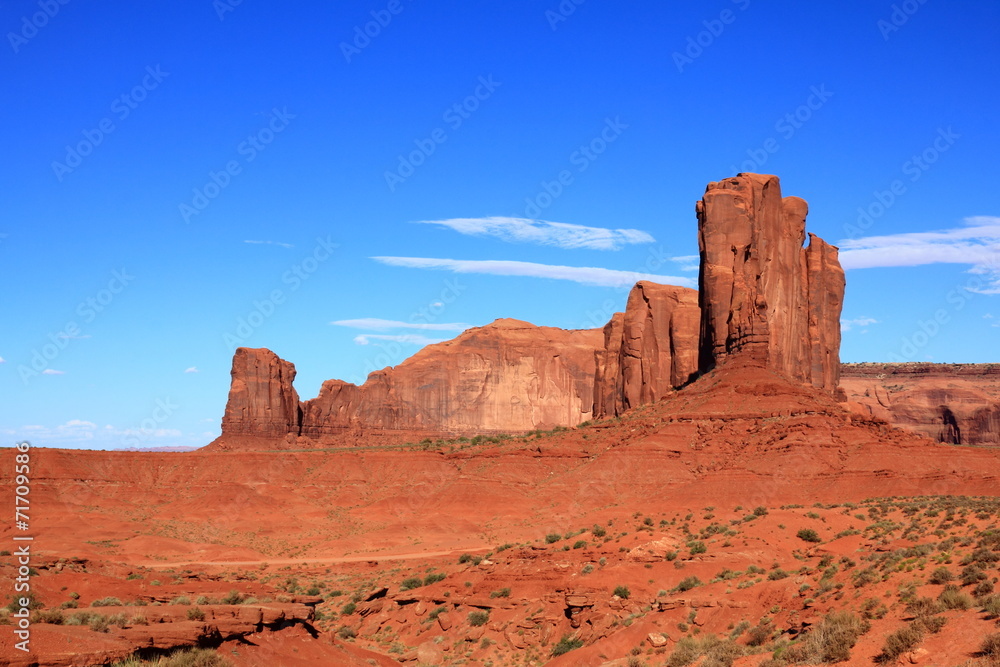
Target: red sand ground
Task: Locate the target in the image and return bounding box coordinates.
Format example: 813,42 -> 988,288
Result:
2,360 -> 1000,665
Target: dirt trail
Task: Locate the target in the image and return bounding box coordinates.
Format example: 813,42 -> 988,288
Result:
141,548 -> 489,569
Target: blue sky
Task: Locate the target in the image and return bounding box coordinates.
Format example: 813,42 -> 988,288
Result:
2,0 -> 998,449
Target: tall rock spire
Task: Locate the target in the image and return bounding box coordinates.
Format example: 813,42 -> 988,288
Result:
696,173 -> 845,394
220,347 -> 301,438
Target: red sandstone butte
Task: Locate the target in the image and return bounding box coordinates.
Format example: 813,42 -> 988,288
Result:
841,362 -> 1000,446
696,173 -> 845,395
593,281 -> 700,419
211,319 -> 604,449
220,347 -> 301,440
299,319 -> 602,439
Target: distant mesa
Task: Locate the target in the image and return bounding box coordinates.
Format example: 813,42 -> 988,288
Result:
208,174 -> 996,450
216,320 -> 602,449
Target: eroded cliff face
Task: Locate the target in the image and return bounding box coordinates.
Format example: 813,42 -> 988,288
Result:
213,320 -> 605,448
696,173 -> 845,395
220,347 -> 301,438
841,363 -> 1000,446
300,319 -> 603,438
593,282 -> 700,419
211,176 -> 1000,448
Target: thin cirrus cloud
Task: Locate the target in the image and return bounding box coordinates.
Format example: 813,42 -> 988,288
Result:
414,217 -> 655,251
331,318 -> 471,332
671,255 -> 700,272
353,334 -> 448,346
841,317 -> 878,332
838,216 -> 1000,293
184,367 -> 199,373
371,256 -> 697,289
244,239 -> 294,248
41,369 -> 65,375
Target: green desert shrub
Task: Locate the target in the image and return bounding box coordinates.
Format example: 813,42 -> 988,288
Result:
780,611 -> 870,664
551,634 -> 584,657
877,623 -> 923,663
928,566 -> 954,584
674,576 -> 702,592
796,528 -> 821,543
91,597 -> 124,607
400,577 -> 423,591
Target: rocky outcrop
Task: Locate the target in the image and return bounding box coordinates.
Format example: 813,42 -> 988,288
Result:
300,319 -> 603,439
212,320 -> 605,448
208,176 -> 999,447
220,347 -> 301,438
696,173 -> 845,395
841,363 -> 1000,445
593,281 -> 700,418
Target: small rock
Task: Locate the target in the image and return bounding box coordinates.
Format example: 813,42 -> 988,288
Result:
416,641 -> 443,664
647,632 -> 668,647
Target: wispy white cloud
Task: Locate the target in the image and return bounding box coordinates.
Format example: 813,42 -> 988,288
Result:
112,427 -> 183,438
671,255 -> 700,271
371,256 -> 697,289
14,420 -> 201,450
184,367 -> 199,374
244,239 -> 294,249
353,334 -> 447,346
331,318 -> 471,332
839,216 -> 1000,293
841,316 -> 879,332
415,217 -> 655,251
0,356 -> 5,363
41,369 -> 65,375
16,420 -> 97,443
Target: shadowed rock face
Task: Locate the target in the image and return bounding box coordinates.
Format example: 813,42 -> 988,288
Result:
220,347 -> 301,438
841,363 -> 1000,445
696,173 -> 845,395
593,282 -> 700,419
